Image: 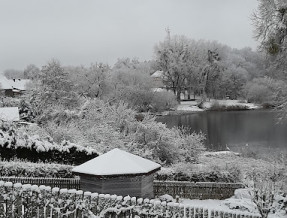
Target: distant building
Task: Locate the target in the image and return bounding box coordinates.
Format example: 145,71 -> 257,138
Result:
72,148 -> 161,198
0,107 -> 20,122
0,77 -> 30,97
150,70 -> 166,92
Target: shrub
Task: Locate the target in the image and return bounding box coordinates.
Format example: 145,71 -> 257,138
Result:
150,91 -> 178,112
0,160 -> 73,178
0,121 -> 98,165
207,101 -> 248,111
243,77 -> 287,105
156,164 -> 241,183
21,99 -> 205,166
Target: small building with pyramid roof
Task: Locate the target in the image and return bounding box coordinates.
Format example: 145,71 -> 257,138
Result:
72,148 -> 161,198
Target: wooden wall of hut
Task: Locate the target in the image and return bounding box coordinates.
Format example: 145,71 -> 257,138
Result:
79,173 -> 155,198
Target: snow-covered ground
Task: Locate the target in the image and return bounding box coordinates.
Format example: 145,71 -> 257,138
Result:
177,101 -> 204,112
176,100 -> 260,112
179,188 -> 286,218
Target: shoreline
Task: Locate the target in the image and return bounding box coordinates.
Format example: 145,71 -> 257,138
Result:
153,100 -> 262,116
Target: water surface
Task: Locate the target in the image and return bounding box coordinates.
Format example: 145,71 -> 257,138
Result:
156,110 -> 287,152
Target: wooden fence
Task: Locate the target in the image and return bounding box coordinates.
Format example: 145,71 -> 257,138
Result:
154,181 -> 244,200
0,177 -> 244,200
0,176 -> 80,189
0,180 -> 261,218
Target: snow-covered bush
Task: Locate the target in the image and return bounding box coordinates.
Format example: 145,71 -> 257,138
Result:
0,160 -> 73,178
156,162 -> 241,183
244,77 -> 286,105
246,165 -> 286,218
40,99 -> 205,166
150,91 -> 178,112
0,121 -> 98,165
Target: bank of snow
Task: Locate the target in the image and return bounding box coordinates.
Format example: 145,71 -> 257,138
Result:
175,100 -> 260,113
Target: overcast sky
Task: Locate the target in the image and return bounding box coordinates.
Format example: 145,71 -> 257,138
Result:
0,0 -> 259,72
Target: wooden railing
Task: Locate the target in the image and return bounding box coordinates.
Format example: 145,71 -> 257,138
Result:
154,181 -> 244,200
0,177 -> 244,200
0,180 -> 261,218
0,176 -> 80,189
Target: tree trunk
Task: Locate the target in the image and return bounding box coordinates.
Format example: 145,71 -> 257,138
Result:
187,87 -> 191,100
176,90 -> 181,102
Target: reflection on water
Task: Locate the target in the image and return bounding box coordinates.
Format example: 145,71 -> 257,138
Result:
156,110 -> 287,152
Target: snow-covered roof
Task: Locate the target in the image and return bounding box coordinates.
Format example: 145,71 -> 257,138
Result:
0,107 -> 20,121
0,76 -> 13,89
72,148 -> 161,176
151,70 -> 164,78
10,79 -> 30,90
0,77 -> 30,90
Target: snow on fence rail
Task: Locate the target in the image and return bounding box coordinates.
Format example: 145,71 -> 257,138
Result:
0,177 -> 245,200
0,180 -> 260,218
154,181 -> 245,200
0,176 -> 80,189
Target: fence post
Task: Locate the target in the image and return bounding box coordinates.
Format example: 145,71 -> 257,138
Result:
203,208 -> 208,218
66,189 -> 77,218
51,187 -> 60,217
75,190 -> 83,218
82,191 -> 92,217
90,193 -> 99,215
4,182 -> 13,218
130,196 -> 137,218
22,184 -> 33,217
13,183 -> 23,217
0,181 -> 5,217
37,185 -> 46,218
30,185 -> 40,218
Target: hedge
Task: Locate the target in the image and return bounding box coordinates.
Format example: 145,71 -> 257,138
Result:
0,122 -> 98,165
0,161 -> 74,178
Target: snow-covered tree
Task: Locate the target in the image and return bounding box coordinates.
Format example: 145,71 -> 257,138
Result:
66,63 -> 110,98
30,59 -> 80,120
247,165 -> 285,218
23,64 -> 40,80
108,58 -> 157,111
154,34 -> 193,101
253,0 -> 287,56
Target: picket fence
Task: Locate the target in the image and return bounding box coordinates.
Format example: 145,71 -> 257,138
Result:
154,181 -> 244,200
0,180 -> 261,218
0,176 -> 80,189
0,177 -> 244,200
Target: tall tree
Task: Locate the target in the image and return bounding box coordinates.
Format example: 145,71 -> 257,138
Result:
253,0 -> 287,114
253,0 -> 287,79
31,59 -> 79,115
154,35 -> 192,101
200,50 -> 222,100
66,63 -> 110,98
23,64 -> 40,79
253,0 -> 287,55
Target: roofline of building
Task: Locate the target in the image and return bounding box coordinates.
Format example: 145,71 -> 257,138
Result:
72,167 -> 161,178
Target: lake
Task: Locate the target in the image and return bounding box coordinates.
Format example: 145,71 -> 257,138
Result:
156,110 -> 287,153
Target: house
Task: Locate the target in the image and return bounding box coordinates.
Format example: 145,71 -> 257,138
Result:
0,107 -> 20,122
72,148 -> 161,198
0,76 -> 30,97
151,70 -> 166,92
